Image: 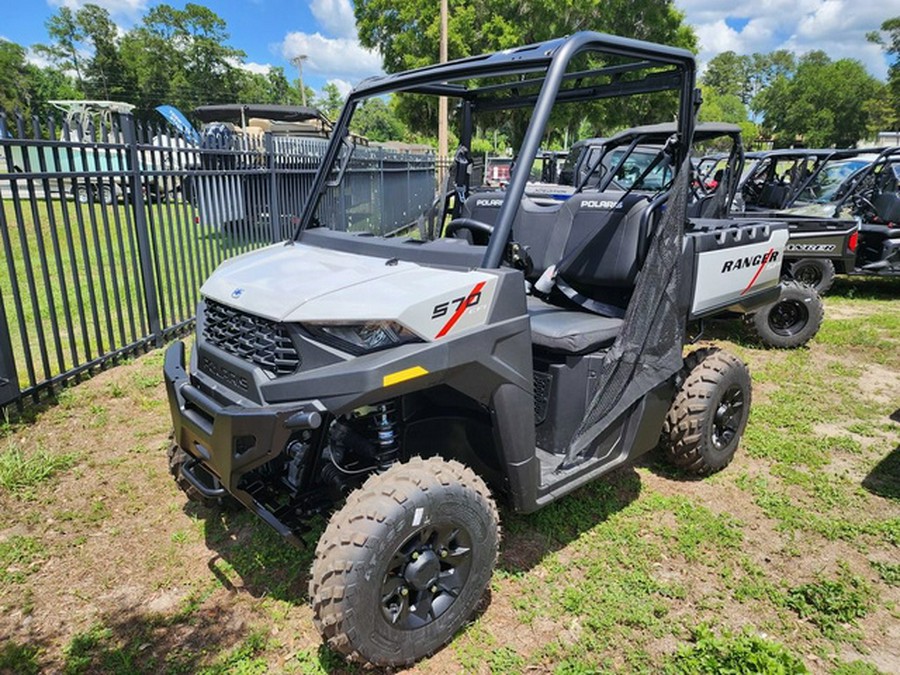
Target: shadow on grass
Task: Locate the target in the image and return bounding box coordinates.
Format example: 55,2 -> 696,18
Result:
863,444 -> 900,502
498,465 -> 643,574
185,502 -> 323,607
693,317 -> 766,350
828,275 -> 900,300
2,603 -> 256,675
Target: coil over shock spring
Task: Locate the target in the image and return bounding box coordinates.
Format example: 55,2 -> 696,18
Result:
371,401 -> 400,471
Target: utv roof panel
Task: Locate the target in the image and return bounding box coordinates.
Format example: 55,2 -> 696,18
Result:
744,148 -> 873,160
603,122 -> 742,148
350,31 -> 695,102
193,104 -> 327,124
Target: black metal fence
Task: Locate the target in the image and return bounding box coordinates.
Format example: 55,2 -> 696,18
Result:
0,110 -> 436,408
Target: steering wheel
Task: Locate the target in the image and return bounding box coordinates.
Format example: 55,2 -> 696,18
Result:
445,218 -> 494,245
851,192 -> 876,219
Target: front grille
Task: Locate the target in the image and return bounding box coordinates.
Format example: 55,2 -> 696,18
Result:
203,300 -> 300,376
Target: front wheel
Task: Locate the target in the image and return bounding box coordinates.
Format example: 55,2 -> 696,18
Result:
660,347 -> 752,475
310,457 -> 499,667
751,280 -> 824,349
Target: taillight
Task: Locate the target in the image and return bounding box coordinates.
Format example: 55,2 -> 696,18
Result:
848,230 -> 858,253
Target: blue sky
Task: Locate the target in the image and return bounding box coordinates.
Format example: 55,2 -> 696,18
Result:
1,0 -> 895,101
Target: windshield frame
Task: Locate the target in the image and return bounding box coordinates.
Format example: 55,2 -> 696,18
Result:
292,31 -> 697,269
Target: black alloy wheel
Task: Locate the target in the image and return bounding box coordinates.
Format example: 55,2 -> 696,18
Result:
381,523 -> 473,630
767,298 -> 809,337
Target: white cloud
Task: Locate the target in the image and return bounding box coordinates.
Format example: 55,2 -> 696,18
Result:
309,0 -> 357,40
695,20 -> 746,56
279,31 -> 382,81
48,0 -> 148,19
25,49 -> 55,69
326,78 -> 353,98
678,0 -> 892,79
240,61 -> 274,76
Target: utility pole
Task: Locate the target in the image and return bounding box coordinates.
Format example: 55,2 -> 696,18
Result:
438,0 -> 448,172
291,54 -> 309,107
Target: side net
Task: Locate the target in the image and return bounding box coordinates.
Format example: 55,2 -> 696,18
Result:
564,155 -> 691,465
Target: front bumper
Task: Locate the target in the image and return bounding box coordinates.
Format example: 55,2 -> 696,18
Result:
164,341 -> 325,538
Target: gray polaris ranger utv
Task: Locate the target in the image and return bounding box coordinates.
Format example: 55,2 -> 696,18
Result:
164,32 -> 788,666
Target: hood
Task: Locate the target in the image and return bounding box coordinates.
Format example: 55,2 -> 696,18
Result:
200,243 -> 411,321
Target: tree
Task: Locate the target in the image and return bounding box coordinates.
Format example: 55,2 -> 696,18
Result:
703,52 -> 751,102
33,7 -> 84,89
703,50 -> 797,110
0,38 -> 79,132
0,40 -> 33,113
76,4 -> 135,102
697,85 -> 758,148
350,97 -> 408,142
754,52 -> 882,147
119,3 -> 247,115
868,16 -> 900,130
354,0 -> 697,149
315,82 -> 345,121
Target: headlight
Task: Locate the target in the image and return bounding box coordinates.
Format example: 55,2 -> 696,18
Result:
304,321 -> 422,355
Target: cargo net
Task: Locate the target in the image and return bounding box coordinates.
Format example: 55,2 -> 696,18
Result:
563,156 -> 691,466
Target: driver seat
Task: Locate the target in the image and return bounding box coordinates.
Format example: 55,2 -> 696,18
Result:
527,296 -> 623,354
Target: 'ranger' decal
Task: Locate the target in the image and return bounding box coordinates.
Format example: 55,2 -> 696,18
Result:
786,243 -> 836,252
721,250 -> 780,273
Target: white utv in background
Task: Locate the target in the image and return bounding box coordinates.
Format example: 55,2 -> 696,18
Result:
164,32 -> 788,666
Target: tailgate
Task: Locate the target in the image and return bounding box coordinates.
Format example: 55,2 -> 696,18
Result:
687,218 -> 790,318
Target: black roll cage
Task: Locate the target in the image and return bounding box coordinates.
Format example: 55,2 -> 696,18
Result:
292,31 -> 697,268
827,146 -> 900,216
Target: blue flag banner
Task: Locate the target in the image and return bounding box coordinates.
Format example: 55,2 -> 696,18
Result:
154,105 -> 201,144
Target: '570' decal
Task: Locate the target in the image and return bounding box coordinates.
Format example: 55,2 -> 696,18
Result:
432,282 -> 486,339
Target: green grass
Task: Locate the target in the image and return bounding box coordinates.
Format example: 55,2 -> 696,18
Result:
869,560 -> 900,587
785,570 -> 872,639
0,641 -> 42,675
0,534 -> 45,585
0,444 -> 78,494
664,624 -> 808,674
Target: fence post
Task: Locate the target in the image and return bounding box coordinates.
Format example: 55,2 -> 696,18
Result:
122,114 -> 163,346
266,132 -> 280,242
379,148 -> 386,232
0,290 -> 20,408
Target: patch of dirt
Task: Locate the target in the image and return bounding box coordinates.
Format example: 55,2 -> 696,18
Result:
824,303 -> 878,320
858,364 -> 900,407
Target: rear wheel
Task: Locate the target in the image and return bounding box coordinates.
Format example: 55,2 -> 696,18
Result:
789,258 -> 835,294
660,348 -> 752,475
751,280 -> 823,349
310,457 -> 499,667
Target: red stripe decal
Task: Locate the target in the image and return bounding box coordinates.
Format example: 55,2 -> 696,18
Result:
740,248 -> 774,296
435,282 -> 486,339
